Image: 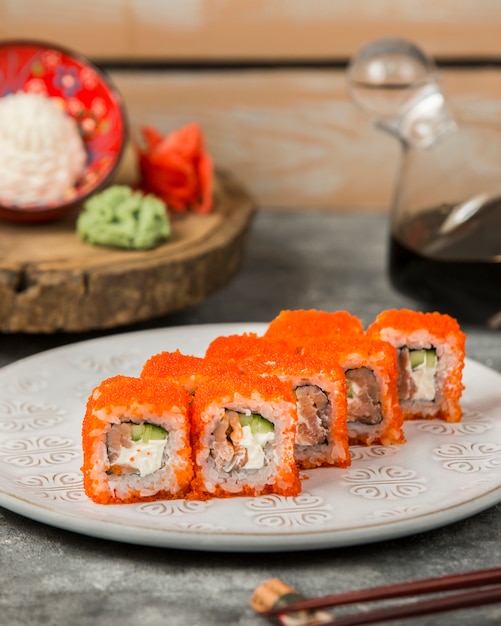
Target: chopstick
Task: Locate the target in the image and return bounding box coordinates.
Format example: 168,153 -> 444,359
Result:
252,567 -> 501,626
290,585 -> 501,626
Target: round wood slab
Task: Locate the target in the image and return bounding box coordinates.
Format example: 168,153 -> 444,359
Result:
0,170 -> 255,333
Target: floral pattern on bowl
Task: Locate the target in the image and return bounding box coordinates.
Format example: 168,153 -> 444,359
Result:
0,40 -> 127,221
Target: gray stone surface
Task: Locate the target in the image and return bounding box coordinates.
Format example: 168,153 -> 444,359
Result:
0,210 -> 500,625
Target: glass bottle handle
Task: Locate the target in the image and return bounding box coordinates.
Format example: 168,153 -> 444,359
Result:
347,38 -> 456,148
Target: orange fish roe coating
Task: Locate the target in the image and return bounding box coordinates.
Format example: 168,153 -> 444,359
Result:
302,335 -> 400,363
189,372 -> 301,499
85,375 -> 189,415
265,309 -> 364,342
141,349 -> 236,394
366,309 -> 466,422
82,375 -> 193,504
367,309 -> 465,341
206,333 -> 295,369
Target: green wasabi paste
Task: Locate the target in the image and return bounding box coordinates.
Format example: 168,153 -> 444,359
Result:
77,185 -> 170,250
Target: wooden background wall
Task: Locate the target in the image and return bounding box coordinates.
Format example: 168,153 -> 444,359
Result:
3,0 -> 501,210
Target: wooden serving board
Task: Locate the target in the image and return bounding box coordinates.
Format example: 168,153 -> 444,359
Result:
0,170 -> 255,333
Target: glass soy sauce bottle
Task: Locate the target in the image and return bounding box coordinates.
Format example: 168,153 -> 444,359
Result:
347,38 -> 501,328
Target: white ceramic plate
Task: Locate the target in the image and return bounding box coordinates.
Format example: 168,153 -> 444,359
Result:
0,323 -> 500,552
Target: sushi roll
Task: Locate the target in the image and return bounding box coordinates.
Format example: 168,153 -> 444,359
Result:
82,375 -> 193,504
189,372 -> 301,499
366,309 -> 466,422
206,333 -> 350,469
265,309 -> 364,342
302,337 -> 405,447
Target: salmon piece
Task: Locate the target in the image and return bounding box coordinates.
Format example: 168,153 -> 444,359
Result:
295,384 -> 329,446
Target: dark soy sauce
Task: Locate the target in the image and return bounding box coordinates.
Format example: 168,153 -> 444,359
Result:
389,200 -> 501,327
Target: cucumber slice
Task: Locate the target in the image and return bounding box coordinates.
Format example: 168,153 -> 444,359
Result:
409,349 -> 437,370
130,423 -> 167,443
425,349 -> 437,368
143,423 -> 168,443
130,424 -> 144,441
238,413 -> 274,434
346,379 -> 354,399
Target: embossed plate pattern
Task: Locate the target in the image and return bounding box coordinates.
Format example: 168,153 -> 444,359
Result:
0,323 -> 500,552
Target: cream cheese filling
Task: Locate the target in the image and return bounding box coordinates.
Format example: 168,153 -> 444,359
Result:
239,425 -> 275,470
114,439 -> 167,477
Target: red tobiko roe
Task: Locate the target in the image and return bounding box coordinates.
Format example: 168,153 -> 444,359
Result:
138,123 -> 214,214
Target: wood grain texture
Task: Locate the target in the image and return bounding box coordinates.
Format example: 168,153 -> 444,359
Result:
110,68 -> 501,210
2,0 -> 501,60
0,171 -> 255,333
5,0 -> 501,213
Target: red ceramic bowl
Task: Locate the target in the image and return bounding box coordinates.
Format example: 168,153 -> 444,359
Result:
0,40 -> 127,222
